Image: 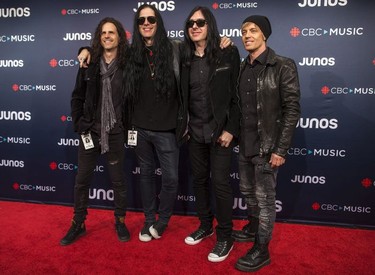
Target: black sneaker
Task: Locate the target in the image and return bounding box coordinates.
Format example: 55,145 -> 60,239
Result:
139,222 -> 153,242
115,216 -> 130,242
60,220 -> 86,246
185,227 -> 214,245
149,222 -> 167,239
208,240 -> 234,262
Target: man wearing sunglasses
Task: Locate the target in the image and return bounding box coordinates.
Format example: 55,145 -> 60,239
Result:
178,6 -> 240,263
76,4 -> 232,243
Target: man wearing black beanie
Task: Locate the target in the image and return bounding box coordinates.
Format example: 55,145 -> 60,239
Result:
234,15 -> 301,272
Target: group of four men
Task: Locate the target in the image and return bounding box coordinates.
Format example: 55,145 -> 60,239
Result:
60,4 -> 301,273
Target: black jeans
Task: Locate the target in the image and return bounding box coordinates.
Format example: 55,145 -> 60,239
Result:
134,128 -> 179,225
238,152 -> 278,244
188,137 -> 234,242
73,131 -> 126,222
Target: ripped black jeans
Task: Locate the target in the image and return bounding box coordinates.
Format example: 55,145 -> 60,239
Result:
73,131 -> 126,222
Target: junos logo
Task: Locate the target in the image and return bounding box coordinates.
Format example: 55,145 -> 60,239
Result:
0,111 -> 31,121
0,159 -> 25,168
0,60 -> 24,68
298,0 -> 347,7
132,167 -> 162,175
291,175 -> 326,184
63,32 -> 92,41
220,29 -> 241,38
296,118 -> 338,129
89,188 -> 114,201
299,57 -> 335,66
233,198 -> 282,212
0,7 -> 30,18
57,138 -> 79,146
133,1 -> 175,12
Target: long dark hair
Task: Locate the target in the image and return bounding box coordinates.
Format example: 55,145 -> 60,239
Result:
128,4 -> 174,101
182,6 -> 221,67
91,17 -> 130,68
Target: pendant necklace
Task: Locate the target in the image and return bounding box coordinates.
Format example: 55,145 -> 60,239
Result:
145,46 -> 155,79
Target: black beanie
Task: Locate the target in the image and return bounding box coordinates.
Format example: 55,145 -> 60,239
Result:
242,15 -> 272,40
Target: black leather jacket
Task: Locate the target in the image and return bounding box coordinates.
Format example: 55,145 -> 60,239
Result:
239,47 -> 300,157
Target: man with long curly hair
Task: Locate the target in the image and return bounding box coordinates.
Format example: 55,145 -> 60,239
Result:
60,17 -> 131,246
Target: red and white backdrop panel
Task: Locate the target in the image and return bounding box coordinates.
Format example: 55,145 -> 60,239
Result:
1,0 -> 374,228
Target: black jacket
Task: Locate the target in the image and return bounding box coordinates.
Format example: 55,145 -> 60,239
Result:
177,46 -> 241,145
239,47 -> 301,157
71,61 -> 126,134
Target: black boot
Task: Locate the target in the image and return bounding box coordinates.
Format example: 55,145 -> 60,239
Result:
60,219 -> 86,246
232,217 -> 259,242
235,236 -> 270,272
115,216 -> 130,242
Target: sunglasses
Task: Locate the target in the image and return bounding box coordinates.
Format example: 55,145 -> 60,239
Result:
137,16 -> 157,25
186,19 -> 207,28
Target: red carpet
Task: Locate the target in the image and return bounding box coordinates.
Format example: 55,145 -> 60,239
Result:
0,200 -> 374,274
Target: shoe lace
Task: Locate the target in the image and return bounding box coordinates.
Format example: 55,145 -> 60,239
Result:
192,228 -> 209,239
212,241 -> 227,255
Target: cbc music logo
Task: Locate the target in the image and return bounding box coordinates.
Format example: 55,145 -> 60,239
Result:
321,86 -> 374,96
361,178 -> 375,189
0,34 -> 35,43
132,1 -> 175,12
296,117 -> 338,130
167,30 -> 184,39
12,182 -> 56,192
298,0 -> 347,8
290,26 -> 364,37
49,161 -> 104,173
60,115 -> 72,122
212,2 -> 258,9
60,8 -> 99,16
233,198 -> 283,212
288,147 -> 346,158
0,135 -> 31,145
12,84 -> 57,92
0,7 -> 31,18
49,58 -> 79,68
312,202 -> 371,214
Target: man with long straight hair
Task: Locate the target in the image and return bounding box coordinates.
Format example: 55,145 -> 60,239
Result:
178,6 -> 240,263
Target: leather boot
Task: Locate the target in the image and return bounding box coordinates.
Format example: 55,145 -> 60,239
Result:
235,236 -> 271,272
115,216 -> 130,242
232,217 -> 259,242
60,219 -> 86,246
